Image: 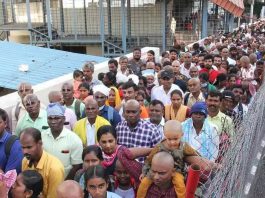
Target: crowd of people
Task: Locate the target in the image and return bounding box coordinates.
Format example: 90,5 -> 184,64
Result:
1,20 -> 265,198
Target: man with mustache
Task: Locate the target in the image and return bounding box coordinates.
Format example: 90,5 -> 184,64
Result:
20,127 -> 64,198
42,103 -> 83,180
206,91 -> 234,137
15,94 -> 48,136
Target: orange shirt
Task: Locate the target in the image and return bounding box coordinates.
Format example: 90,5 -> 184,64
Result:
140,106 -> 149,119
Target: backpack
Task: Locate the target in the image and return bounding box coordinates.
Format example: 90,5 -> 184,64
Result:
5,135 -> 18,158
74,100 -> 82,120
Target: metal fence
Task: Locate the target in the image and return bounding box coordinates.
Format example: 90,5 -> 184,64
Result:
0,0 -> 230,56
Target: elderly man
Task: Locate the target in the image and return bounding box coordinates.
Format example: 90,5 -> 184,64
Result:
171,60 -> 188,92
184,78 -> 205,108
15,94 -> 48,136
11,82 -> 46,132
221,48 -> 236,66
118,56 -> 130,76
147,100 -> 165,137
48,91 -> 77,130
41,103 -> 83,179
73,98 -> 110,146
61,82 -> 85,120
93,84 -> 121,128
116,99 -> 163,163
11,82 -> 33,131
189,66 -> 199,78
20,127 -> 65,198
182,102 -> 219,161
57,180 -> 84,198
240,56 -> 255,81
82,62 -> 101,88
141,152 -> 177,197
151,70 -> 183,105
180,52 -> 195,78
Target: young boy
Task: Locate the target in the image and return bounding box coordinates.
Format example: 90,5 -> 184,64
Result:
137,120 -> 199,198
73,70 -> 83,99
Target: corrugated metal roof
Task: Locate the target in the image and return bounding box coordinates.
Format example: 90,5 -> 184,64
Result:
0,41 -> 108,90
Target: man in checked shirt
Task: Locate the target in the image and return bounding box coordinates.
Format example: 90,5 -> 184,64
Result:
116,99 -> 163,163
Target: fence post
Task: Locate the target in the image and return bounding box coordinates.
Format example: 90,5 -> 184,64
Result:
46,0 -> 52,47
100,0 -> 105,56
26,0 -> 32,45
162,0 -> 166,51
201,0 -> 208,39
121,0 -> 126,54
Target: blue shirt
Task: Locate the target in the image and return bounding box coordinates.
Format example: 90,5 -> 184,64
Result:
100,106 -> 121,128
0,131 -> 23,173
182,118 -> 219,161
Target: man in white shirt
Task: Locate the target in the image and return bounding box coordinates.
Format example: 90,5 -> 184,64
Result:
180,52 -> 195,78
240,56 -> 255,81
221,48 -> 236,66
42,103 -> 83,179
151,70 -> 183,105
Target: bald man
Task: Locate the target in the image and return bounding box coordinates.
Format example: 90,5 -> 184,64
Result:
15,94 -> 48,136
73,98 -> 110,146
185,78 -> 205,108
144,152 -> 177,198
116,99 -> 163,163
61,82 -> 85,120
138,120 -> 198,198
48,91 -> 77,130
57,180 -> 84,198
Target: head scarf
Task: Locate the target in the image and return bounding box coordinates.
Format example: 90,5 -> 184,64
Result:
105,86 -> 121,108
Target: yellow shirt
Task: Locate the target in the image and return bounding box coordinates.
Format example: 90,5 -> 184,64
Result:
207,111 -> 235,137
22,151 -> 65,198
73,115 -> 110,146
